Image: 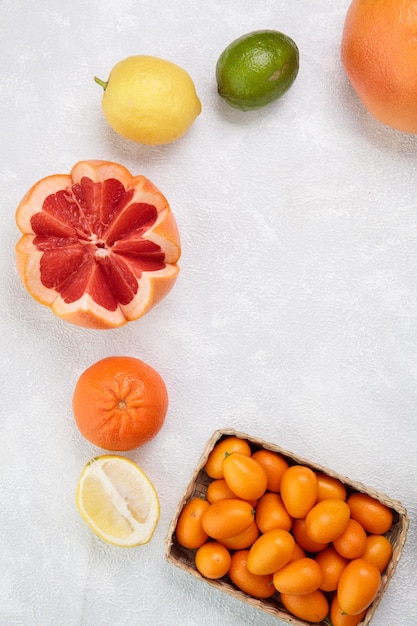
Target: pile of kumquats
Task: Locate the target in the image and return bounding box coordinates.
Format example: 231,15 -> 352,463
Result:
174,436 -> 395,625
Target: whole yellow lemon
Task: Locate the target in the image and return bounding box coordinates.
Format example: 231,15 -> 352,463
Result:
95,55 -> 201,145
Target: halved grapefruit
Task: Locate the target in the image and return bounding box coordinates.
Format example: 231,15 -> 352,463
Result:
15,160 -> 181,329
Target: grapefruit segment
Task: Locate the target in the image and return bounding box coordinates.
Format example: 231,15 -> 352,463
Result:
16,175 -> 73,233
15,160 -> 181,329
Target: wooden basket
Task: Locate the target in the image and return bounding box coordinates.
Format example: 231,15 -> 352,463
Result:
165,429 -> 409,625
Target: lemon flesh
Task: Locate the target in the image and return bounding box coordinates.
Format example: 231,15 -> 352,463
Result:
76,455 -> 160,547
216,30 -> 299,111
96,55 -> 201,145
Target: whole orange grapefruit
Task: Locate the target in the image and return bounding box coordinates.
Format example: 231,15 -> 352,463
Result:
72,356 -> 168,451
341,0 -> 417,133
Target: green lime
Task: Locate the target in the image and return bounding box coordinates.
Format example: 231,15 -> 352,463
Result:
216,30 -> 299,111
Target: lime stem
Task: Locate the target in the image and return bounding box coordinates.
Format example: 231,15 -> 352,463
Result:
94,76 -> 108,90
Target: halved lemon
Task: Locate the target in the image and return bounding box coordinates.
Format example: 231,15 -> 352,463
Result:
76,455 -> 160,547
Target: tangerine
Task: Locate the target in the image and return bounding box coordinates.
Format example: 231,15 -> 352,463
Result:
195,542 -> 232,580
175,498 -> 210,550
228,550 -> 275,599
15,160 -> 181,329
341,0 -> 417,133
205,436 -> 251,479
72,356 -> 168,451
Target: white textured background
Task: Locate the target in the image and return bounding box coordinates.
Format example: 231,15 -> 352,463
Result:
1,1 -> 417,625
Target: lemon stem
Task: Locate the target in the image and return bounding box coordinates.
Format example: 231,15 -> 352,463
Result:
94,76 -> 108,90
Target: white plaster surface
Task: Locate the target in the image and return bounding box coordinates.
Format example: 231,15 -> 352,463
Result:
1,1 -> 417,625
